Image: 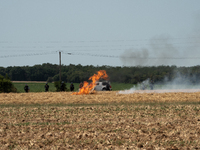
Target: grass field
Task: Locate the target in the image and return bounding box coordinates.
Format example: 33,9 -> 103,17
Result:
13,82 -> 57,93
12,82 -> 134,93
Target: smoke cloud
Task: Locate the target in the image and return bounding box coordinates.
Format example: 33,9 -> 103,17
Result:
120,14 -> 200,67
118,14 -> 200,94
118,69 -> 200,94
120,35 -> 181,66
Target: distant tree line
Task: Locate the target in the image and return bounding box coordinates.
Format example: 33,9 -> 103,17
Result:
0,63 -> 200,84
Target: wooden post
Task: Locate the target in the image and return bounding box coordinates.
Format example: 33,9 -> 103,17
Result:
59,51 -> 61,81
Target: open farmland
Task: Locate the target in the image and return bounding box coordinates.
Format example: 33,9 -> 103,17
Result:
0,91 -> 200,149
1,91 -> 200,104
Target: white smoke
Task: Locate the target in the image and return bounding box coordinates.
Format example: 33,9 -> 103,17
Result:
118,14 -> 200,94
118,78 -> 151,94
155,70 -> 200,90
118,70 -> 200,94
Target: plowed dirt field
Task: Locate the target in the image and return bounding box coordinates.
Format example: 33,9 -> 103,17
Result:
0,91 -> 200,149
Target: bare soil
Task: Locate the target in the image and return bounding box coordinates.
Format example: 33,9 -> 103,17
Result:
0,91 -> 200,149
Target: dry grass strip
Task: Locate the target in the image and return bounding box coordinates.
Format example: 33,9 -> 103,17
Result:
0,91 -> 200,104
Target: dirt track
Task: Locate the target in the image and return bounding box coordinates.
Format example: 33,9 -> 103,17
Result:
1,90 -> 200,104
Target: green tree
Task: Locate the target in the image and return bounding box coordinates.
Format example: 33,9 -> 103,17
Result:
0,75 -> 17,93
54,81 -> 67,92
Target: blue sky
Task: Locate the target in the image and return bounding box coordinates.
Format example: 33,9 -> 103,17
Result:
1,0 -> 200,67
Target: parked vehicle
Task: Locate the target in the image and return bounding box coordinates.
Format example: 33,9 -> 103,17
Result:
94,81 -> 112,91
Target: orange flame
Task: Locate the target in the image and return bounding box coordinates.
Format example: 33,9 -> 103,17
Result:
72,70 -> 108,95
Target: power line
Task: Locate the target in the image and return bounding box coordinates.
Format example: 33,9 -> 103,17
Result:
62,52 -> 200,59
1,44 -> 200,53
1,50 -> 54,52
0,51 -> 56,58
1,51 -> 200,60
1,41 -> 199,49
0,36 -> 200,43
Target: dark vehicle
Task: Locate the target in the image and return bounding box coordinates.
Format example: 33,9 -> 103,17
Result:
94,81 -> 112,91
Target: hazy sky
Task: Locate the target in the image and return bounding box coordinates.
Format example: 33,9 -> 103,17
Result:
1,0 -> 200,67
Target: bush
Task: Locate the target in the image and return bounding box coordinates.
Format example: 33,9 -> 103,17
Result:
47,77 -> 54,83
0,75 -> 17,93
54,81 -> 67,92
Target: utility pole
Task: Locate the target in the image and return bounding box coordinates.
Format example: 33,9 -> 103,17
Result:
59,51 -> 61,81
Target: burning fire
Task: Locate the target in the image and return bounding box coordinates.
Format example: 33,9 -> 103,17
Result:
72,70 -> 108,95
